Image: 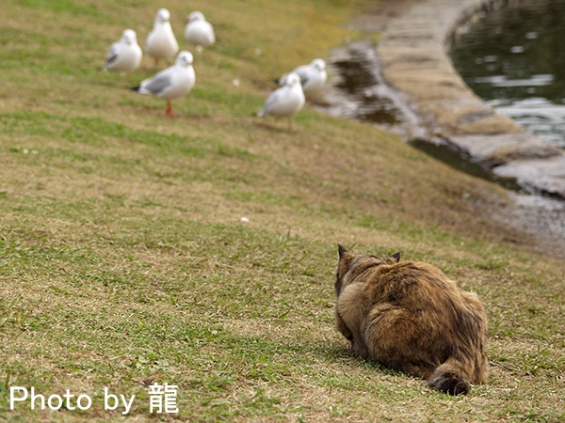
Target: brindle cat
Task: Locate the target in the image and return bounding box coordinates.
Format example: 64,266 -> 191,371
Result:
334,245 -> 488,395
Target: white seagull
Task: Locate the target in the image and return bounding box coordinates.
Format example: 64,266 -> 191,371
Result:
131,51 -> 195,118
145,8 -> 179,66
257,72 -> 305,129
184,11 -> 215,52
103,29 -> 142,74
278,58 -> 327,97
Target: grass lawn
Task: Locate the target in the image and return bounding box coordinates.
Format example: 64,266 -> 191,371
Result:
1,0 -> 564,421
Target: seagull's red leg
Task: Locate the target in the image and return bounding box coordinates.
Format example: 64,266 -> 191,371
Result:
165,100 -> 175,118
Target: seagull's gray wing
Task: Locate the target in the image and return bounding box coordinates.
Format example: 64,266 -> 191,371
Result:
259,89 -> 284,115
104,43 -> 120,69
140,69 -> 174,95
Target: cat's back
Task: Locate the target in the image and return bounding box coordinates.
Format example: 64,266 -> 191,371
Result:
362,260 -> 464,307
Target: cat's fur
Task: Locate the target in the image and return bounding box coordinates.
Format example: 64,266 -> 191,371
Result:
334,245 -> 488,395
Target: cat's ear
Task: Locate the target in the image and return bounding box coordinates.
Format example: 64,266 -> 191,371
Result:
390,252 -> 401,263
338,244 -> 348,259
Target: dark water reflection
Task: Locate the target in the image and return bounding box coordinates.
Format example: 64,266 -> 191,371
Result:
408,139 -> 524,192
450,0 -> 565,148
328,43 -> 405,127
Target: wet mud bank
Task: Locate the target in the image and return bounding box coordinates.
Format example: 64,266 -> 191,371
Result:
376,0 -> 565,200
322,40 -> 423,141
322,40 -> 524,192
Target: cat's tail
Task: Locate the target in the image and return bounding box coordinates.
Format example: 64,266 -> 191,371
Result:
427,358 -> 471,395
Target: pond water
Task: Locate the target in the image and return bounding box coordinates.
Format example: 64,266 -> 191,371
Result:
450,0 -> 565,148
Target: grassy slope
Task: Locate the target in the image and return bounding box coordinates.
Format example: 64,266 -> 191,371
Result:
0,0 -> 564,422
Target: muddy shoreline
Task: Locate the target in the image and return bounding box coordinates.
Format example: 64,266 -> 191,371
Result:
321,0 -> 565,257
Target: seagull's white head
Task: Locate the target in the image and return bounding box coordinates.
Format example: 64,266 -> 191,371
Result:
122,29 -> 137,45
284,73 -> 301,87
188,11 -> 206,22
312,58 -> 326,71
176,51 -> 194,67
156,8 -> 170,23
